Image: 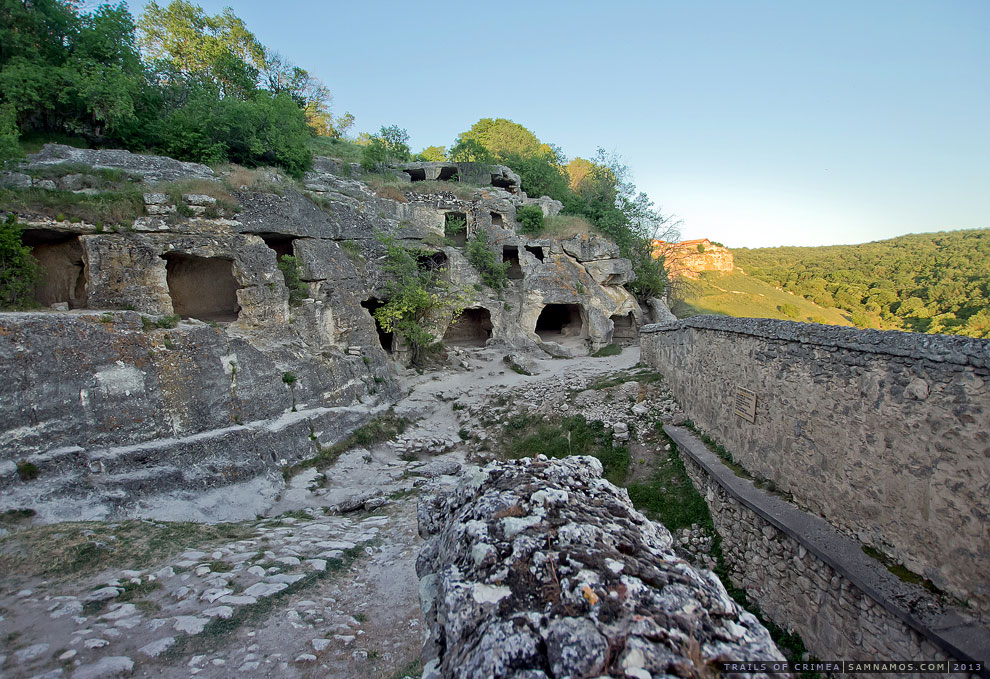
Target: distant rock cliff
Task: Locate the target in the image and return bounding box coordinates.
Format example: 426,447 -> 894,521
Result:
652,238 -> 734,279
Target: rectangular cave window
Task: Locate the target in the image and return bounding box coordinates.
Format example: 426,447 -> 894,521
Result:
503,246 -> 523,279
404,168 -> 427,182
444,212 -> 467,247
417,250 -> 448,273
258,233 -> 296,261
361,298 -> 393,353
437,166 -> 458,181
443,307 -> 493,347
525,245 -> 545,262
535,303 -> 585,339
610,313 -> 637,341
163,253 -> 240,322
22,229 -> 87,308
490,212 -> 504,227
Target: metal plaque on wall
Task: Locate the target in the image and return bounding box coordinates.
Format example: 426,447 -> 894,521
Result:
734,387 -> 757,423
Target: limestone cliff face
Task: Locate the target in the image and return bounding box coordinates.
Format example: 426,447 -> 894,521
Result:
652,238 -> 734,279
0,146 -> 645,519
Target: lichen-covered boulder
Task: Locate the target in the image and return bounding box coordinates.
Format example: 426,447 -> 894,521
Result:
416,456 -> 785,679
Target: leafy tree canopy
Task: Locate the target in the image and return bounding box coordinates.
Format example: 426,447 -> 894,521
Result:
139,0 -> 266,98
735,229 -> 990,338
414,145 -> 447,162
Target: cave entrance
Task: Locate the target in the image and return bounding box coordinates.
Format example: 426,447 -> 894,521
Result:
444,212 -> 467,247
491,174 -> 517,193
610,313 -> 637,341
163,253 -> 240,322
437,166 -> 458,181
361,298 -> 393,354
22,230 -> 88,308
443,307 -> 492,347
525,245 -> 545,262
258,233 -> 296,261
404,168 -> 427,182
535,304 -> 585,339
503,246 -> 523,279
490,212 -> 504,227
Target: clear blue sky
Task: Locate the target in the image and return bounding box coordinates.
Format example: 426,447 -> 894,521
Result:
126,0 -> 990,248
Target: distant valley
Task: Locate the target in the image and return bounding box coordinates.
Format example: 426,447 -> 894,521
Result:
668,228 -> 989,338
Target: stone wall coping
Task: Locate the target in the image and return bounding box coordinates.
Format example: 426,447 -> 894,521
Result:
642,317 -> 990,368
665,425 -> 990,671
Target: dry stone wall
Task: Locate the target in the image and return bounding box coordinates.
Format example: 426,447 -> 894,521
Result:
666,426 -> 988,678
640,317 -> 990,619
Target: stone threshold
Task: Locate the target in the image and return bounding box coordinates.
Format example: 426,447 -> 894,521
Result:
665,424 -> 989,673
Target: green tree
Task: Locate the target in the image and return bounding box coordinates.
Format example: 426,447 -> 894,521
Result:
447,136 -> 493,163
155,88 -> 311,175
414,145 -> 447,162
451,117 -> 543,160
139,0 -> 266,98
262,50 -> 352,138
0,215 -> 40,309
360,125 -> 410,171
0,1 -> 149,142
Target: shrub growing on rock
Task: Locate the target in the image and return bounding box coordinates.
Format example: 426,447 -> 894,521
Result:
516,205 -> 544,236
465,231 -> 510,291
0,215 -> 40,309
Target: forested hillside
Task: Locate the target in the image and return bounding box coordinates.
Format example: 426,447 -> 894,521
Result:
734,229 -> 990,338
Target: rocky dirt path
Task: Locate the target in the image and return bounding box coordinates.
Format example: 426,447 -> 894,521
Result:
1,344 -> 679,679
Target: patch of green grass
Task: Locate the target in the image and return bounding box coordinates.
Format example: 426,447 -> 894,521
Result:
162,178 -> 238,217
540,214 -> 595,239
861,545 -> 942,595
626,438 -> 712,532
588,366 -> 664,391
671,270 -> 852,327
500,414 -> 629,485
0,508 -> 36,528
339,240 -> 366,263
22,162 -> 141,185
283,410 -> 409,480
0,187 -> 146,225
389,657 -> 423,679
0,520 -> 255,579
140,314 -> 180,331
592,343 -> 621,357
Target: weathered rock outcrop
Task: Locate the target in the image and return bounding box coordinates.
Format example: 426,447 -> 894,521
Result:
652,238 -> 734,279
1,145 -> 648,520
416,456 -> 785,679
